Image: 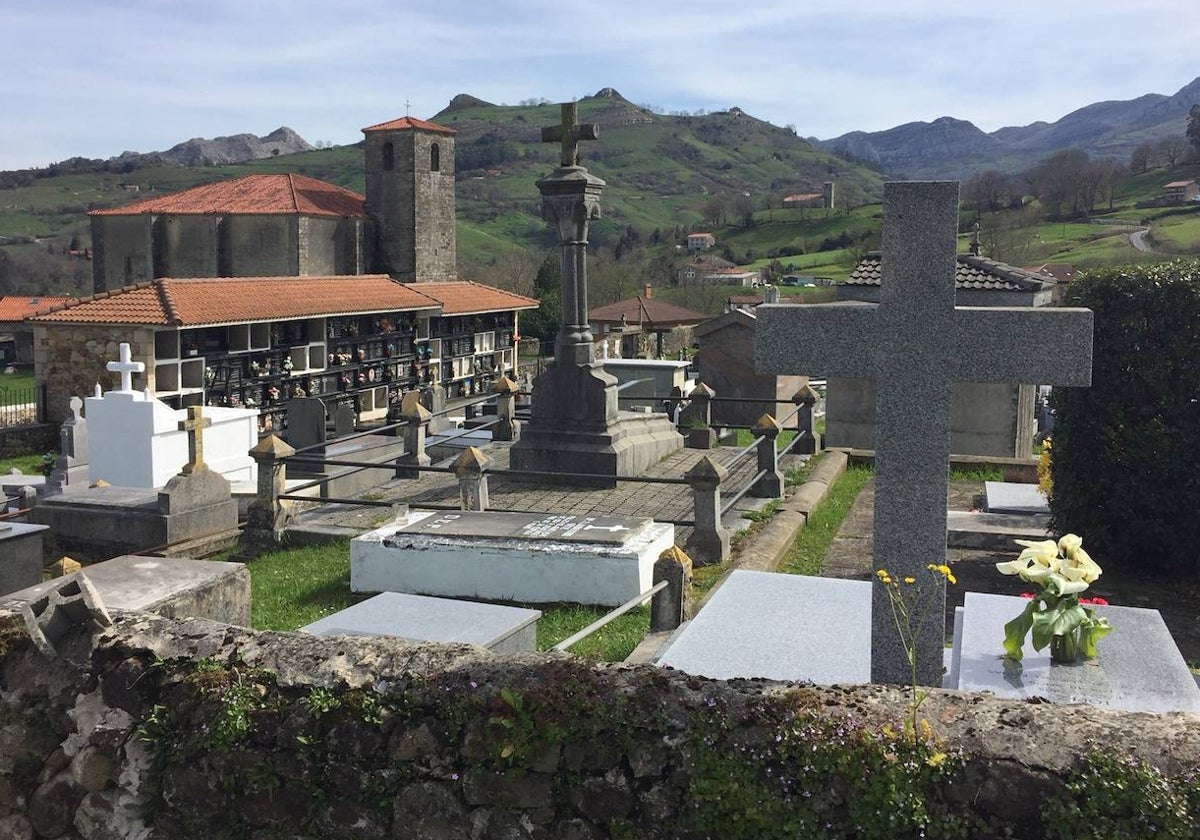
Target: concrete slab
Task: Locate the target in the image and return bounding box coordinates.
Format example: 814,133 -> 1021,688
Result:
2,554 -> 251,627
301,592 -> 540,653
657,570 -> 872,684
984,481 -> 1050,515
946,511 -> 1052,550
0,521 -> 49,596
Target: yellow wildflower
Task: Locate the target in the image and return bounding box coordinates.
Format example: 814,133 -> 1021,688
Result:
904,576 -> 916,584
927,752 -> 948,767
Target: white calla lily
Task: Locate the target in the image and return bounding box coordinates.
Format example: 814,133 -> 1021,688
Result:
995,558 -> 1029,576
1058,533 -> 1083,557
1047,575 -> 1090,596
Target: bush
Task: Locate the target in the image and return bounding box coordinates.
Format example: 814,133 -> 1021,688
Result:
1050,261 -> 1200,576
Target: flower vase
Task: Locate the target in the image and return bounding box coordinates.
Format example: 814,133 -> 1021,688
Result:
1050,630 -> 1081,664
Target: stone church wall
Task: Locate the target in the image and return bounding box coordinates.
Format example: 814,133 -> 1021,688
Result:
33,323 -> 157,425
154,215 -> 220,278
1,611 -> 1195,840
91,215 -> 153,292
223,214 -> 299,277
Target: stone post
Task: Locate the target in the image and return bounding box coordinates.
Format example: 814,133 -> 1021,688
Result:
454,446 -> 491,511
396,403 -> 432,479
242,434 -> 295,556
650,546 -> 693,632
684,455 -> 730,566
491,376 -> 521,441
792,384 -> 822,455
680,382 -> 716,449
751,414 -> 784,498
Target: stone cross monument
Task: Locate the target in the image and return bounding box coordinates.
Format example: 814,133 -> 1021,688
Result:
178,405 -> 213,476
106,343 -> 144,393
510,102 -> 682,484
756,181 -> 1094,685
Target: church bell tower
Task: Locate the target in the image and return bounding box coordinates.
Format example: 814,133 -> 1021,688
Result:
362,115 -> 457,281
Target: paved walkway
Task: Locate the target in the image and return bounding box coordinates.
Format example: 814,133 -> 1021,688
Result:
294,440 -> 801,546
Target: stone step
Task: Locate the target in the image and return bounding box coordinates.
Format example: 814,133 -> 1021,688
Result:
946,511 -> 1051,550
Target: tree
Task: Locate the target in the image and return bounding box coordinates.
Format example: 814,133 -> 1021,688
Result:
520,255 -> 562,352
1156,135 -> 1187,167
1051,262 -> 1200,576
964,170 -> 1009,214
1130,142 -> 1155,174
1188,104 -> 1200,153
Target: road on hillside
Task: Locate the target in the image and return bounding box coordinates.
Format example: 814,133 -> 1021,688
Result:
1130,227 -> 1156,253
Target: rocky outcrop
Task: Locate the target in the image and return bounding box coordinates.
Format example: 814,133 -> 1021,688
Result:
153,127 -> 312,167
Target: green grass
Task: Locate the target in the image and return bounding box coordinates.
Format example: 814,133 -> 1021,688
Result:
0,366 -> 35,392
0,453 -> 47,474
733,428 -> 798,450
778,464 -> 873,576
228,539 -> 644,661
948,467 -> 1004,482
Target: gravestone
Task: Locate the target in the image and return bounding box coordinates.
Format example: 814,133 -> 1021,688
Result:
657,570 -> 872,683
984,481 -> 1050,515
286,397 -> 327,453
510,102 -> 682,485
46,396 -> 89,495
301,592 -> 541,653
333,403 -> 356,437
2,554 -> 251,627
351,509 -> 674,606
757,182 -> 1094,685
950,592 -> 1200,714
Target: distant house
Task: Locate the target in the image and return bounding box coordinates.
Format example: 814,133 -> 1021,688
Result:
0,296 -> 72,365
1163,180 -> 1200,204
783,182 -> 835,210
686,232 -> 715,252
589,285 -> 708,358
677,255 -> 760,287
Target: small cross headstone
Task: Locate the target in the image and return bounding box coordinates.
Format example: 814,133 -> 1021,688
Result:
756,181 -> 1094,685
106,342 -> 144,393
540,102 -> 599,168
177,405 -> 212,475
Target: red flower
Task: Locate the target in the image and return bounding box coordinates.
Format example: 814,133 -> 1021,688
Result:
1019,592 -> 1035,599
1081,596 -> 1110,606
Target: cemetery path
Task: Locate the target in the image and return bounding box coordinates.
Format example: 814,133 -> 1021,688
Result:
293,443 -> 786,550
822,478 -> 1200,666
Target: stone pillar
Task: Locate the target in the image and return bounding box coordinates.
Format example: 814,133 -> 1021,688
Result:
396,403 -> 432,479
650,546 -> 693,632
751,414 -> 784,498
492,376 -> 521,442
684,456 -> 730,566
681,382 -> 717,449
242,434 -> 295,556
792,384 -> 822,455
454,446 -> 491,511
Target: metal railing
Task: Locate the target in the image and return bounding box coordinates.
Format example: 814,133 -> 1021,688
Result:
0,384 -> 44,428
552,580 -> 668,651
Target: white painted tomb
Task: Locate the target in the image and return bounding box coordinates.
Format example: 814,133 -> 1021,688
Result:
85,343 -> 259,488
351,510 -> 674,606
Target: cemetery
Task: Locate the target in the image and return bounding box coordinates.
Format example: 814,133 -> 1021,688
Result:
1,152 -> 1199,838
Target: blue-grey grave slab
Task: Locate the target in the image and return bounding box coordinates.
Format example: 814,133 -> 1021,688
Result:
656,570 -> 872,684
984,481 -> 1050,515
756,181 -> 1094,685
0,521 -> 49,597
301,592 -> 541,653
952,592 -> 1200,714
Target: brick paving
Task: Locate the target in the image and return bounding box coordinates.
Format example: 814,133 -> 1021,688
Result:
294,440 -> 801,545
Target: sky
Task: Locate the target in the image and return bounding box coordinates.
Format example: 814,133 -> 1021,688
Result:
4,0 -> 1200,171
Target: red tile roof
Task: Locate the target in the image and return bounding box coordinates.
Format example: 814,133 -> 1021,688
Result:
589,295 -> 708,328
0,295 -> 73,322
362,116 -> 456,135
31,276 -> 440,326
847,253 -> 1051,293
1164,180 -> 1196,188
89,174 -> 365,218
410,281 -> 538,315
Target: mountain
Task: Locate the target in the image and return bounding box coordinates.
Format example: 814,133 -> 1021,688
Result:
129,127 -> 313,167
820,76 -> 1200,178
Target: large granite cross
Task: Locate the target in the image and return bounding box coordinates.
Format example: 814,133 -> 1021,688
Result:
756,181 -> 1094,686
541,102 -> 599,168
178,405 -> 213,475
106,342 -> 144,393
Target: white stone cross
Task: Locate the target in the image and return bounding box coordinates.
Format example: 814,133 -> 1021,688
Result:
106,342 -> 145,393
756,181 -> 1094,686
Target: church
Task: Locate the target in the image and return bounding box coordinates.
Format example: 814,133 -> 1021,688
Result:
31,114 -> 537,428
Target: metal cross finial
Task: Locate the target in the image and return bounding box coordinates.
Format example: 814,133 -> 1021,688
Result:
541,102 -> 599,168
178,405 -> 213,475
106,342 -> 144,393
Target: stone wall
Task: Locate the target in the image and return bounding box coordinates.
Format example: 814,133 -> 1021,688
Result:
0,423 -> 56,459
223,214 -> 298,277
155,215 -> 220,278
91,215 -> 153,292
34,324 -> 157,425
1,611 -> 1196,840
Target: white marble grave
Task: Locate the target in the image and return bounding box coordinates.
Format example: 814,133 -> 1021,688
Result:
85,343 -> 258,488
656,570 -> 873,683
948,592 -> 1200,714
984,481 -> 1050,515
351,510 -> 674,606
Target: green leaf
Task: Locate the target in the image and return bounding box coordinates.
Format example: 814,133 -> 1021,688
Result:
1080,615 -> 1114,659
1030,600 -> 1088,651
1002,600 -> 1037,661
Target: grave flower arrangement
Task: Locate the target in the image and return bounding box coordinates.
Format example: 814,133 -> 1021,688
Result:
996,534 -> 1112,663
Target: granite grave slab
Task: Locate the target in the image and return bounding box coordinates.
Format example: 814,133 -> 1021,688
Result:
950,592 -> 1200,714
984,481 -> 1050,515
2,554 -> 251,627
351,510 -> 674,606
656,570 -> 872,683
301,592 -> 540,653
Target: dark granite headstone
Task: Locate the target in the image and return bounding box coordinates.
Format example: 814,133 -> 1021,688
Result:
333,403 -> 356,437
286,397 -> 327,452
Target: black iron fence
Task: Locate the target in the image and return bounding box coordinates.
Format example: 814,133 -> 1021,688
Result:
0,384 -> 45,428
